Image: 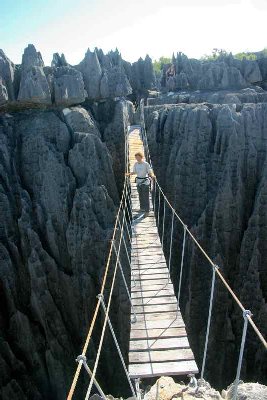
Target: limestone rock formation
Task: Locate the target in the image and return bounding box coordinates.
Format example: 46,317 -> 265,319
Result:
145,102 -> 267,389
0,100 -> 132,400
77,49 -> 132,101
18,44 -> 51,104
53,66 -> 86,106
0,78 -> 8,104
147,87 -> 267,106
144,377 -> 222,400
0,49 -> 15,101
78,49 -> 102,99
131,55 -> 156,94
160,52 -> 264,91
222,381 -> 267,400
51,53 -> 68,67
62,106 -> 101,137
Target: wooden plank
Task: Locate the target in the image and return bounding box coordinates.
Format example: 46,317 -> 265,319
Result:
133,303 -> 178,314
132,312 -> 181,322
131,279 -> 170,288
129,348 -> 194,363
133,318 -> 185,331
129,360 -> 199,378
131,283 -> 173,292
132,296 -> 177,306
129,337 -> 189,351
130,327 -> 187,340
134,273 -> 170,281
131,262 -> 167,270
131,289 -> 175,299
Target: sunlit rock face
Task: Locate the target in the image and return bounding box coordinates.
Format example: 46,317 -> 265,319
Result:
0,45 -> 157,108
161,52 -> 264,92
145,102 -> 267,389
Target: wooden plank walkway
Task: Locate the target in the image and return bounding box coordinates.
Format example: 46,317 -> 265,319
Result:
128,126 -> 198,379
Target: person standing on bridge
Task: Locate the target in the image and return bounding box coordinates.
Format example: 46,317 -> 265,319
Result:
126,152 -> 155,217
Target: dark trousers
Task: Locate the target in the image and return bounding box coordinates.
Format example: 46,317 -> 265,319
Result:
137,184 -> 150,212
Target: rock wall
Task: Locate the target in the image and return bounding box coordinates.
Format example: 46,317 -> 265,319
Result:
161,52 -> 266,92
145,102 -> 267,389
0,100 -> 132,399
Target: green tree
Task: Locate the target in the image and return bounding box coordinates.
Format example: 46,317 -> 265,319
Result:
152,56 -> 172,75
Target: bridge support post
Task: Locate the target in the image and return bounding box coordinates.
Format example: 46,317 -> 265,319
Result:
157,189 -> 161,227
177,225 -> 187,310
97,294 -> 137,398
161,199 -> 166,245
168,209 -> 175,282
76,355 -> 106,399
233,309 -> 252,400
135,378 -> 142,400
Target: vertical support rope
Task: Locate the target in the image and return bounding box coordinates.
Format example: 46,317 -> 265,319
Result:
157,188 -> 161,227
233,310 -> 252,400
97,294 -> 137,397
135,378 -> 142,400
161,199 -> 166,245
168,209 -> 175,282
201,265 -> 217,379
177,225 -> 187,309
153,179 -> 157,212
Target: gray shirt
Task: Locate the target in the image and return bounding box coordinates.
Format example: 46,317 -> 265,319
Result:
132,161 -> 152,185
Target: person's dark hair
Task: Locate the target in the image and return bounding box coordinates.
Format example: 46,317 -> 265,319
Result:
135,152 -> 144,158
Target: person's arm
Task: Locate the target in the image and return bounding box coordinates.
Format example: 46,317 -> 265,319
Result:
147,163 -> 156,179
125,163 -> 136,176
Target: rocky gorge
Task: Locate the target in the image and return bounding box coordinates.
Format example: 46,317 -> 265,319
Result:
0,44 -> 267,399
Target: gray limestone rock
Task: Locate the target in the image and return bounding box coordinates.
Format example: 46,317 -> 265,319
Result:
100,71 -> 110,98
160,53 -> 266,91
241,59 -> 262,83
0,49 -> 15,100
62,106 -> 100,137
223,381 -> 267,400
53,66 -> 86,106
176,72 -> 189,90
18,66 -> 52,104
18,44 -> 51,104
220,66 -> 247,89
51,53 -> 68,67
145,102 -> 267,389
78,49 -> 102,99
0,78 -> 8,104
0,101 -> 132,399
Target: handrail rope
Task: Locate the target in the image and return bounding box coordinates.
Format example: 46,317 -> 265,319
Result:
141,123 -> 267,351
84,186 -> 129,400
67,127 -> 131,399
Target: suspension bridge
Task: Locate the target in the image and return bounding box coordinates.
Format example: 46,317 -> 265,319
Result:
67,113 -> 267,400
128,127 -> 198,378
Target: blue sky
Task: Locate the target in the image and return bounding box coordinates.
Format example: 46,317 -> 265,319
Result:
1,0 -> 267,65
